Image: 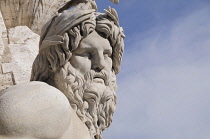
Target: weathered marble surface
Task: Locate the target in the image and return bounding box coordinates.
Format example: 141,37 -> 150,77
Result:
2,26 -> 39,84
0,0 -> 72,34
0,81 -> 91,139
0,24 -> 39,91
0,11 -> 6,59
0,0 -> 125,139
0,10 -> 40,91
0,10 -> 13,91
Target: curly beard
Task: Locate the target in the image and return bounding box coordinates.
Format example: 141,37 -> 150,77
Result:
53,62 -> 117,139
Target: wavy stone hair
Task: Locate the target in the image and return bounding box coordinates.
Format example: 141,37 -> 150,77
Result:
31,5 -> 125,82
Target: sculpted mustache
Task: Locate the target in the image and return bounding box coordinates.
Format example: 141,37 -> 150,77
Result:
84,70 -> 109,86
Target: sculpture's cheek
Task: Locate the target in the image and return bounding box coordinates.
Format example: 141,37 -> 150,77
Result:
70,54 -> 91,75
104,56 -> 113,72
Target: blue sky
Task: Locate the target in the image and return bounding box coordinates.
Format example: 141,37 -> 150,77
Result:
97,0 -> 210,139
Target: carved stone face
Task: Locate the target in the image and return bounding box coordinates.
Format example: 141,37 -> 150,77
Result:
70,30 -> 113,86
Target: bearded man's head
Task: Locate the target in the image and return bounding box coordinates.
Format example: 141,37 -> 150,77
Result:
31,2 -> 124,139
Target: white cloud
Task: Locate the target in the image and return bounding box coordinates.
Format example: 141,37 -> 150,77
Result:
104,6 -> 210,139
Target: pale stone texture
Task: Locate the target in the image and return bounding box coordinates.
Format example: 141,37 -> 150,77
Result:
1,26 -> 39,85
0,73 -> 13,85
0,73 -> 14,91
0,24 -> 39,91
0,39 -> 4,60
8,26 -> 39,44
0,10 -> 6,61
61,109 -> 92,139
0,10 -> 13,92
0,81 -> 91,139
0,82 -> 71,138
0,0 -> 72,34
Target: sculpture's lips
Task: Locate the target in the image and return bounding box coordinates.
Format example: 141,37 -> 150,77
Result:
93,74 -> 106,84
93,77 -> 104,84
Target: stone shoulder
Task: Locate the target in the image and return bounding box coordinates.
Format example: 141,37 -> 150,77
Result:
0,81 -> 72,139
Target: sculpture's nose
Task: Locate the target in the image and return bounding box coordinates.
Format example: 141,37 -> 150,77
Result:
92,53 -> 105,72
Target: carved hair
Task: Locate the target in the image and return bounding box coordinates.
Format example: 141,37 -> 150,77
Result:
31,5 -> 125,82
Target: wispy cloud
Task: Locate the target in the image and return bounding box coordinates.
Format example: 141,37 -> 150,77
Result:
104,5 -> 210,139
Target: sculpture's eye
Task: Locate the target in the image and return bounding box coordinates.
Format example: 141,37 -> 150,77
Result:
104,50 -> 112,58
74,49 -> 92,59
81,51 -> 92,59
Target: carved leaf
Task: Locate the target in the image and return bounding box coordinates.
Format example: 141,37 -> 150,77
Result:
109,0 -> 119,4
104,6 -> 119,26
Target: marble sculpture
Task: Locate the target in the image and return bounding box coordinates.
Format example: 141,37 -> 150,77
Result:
0,0 -> 125,139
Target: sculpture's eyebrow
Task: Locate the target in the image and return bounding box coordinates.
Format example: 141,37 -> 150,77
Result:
72,45 -> 92,54
104,47 -> 112,52
79,45 -> 92,49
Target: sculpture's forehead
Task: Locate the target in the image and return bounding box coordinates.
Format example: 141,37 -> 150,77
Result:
77,31 -> 112,51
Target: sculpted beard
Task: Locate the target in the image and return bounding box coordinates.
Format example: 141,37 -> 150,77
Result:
53,62 -> 117,139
